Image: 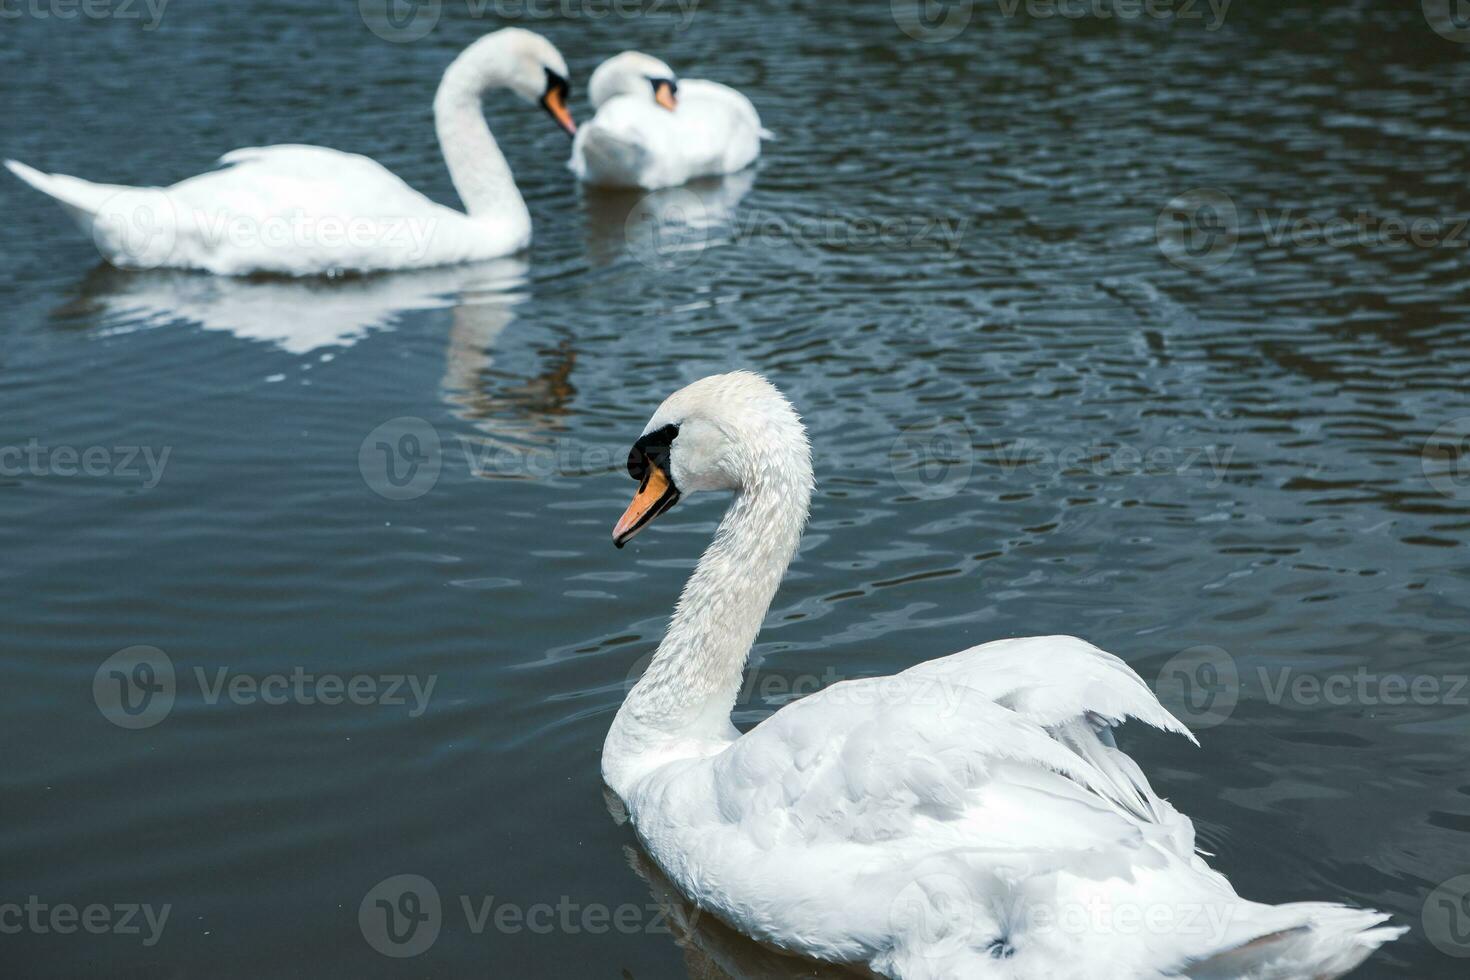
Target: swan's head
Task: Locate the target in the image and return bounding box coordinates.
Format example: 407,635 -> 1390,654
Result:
449,28 -> 576,136
589,51 -> 679,113
614,372 -> 812,548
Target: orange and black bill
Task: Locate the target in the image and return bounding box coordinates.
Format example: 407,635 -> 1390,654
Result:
652,78 -> 678,112
614,424 -> 681,548
541,70 -> 577,136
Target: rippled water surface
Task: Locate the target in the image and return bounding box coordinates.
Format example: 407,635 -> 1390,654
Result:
3,2 -> 1469,977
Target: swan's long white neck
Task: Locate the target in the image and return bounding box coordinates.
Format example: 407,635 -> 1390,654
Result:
605,433 -> 812,793
433,37 -> 532,232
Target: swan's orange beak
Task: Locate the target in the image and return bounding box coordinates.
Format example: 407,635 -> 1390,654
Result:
614,462 -> 680,549
541,84 -> 577,137
653,79 -> 678,113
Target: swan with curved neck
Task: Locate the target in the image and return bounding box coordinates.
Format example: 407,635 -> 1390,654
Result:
570,51 -> 768,190
603,372 -> 1402,979
6,28 -> 575,277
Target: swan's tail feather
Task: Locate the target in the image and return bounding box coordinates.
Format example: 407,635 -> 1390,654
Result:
1184,904 -> 1405,980
7,159 -> 55,195
759,127 -> 777,141
6,159 -> 130,233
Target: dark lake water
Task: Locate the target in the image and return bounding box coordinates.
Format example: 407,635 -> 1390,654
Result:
2,1 -> 1469,977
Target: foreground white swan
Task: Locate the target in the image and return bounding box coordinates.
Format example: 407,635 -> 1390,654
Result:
6,29 -> 575,276
603,372 -> 1403,979
569,52 -> 768,190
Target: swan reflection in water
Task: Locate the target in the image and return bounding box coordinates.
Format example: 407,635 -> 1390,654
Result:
605,790 -> 860,980
53,258 -> 531,355
580,169 -> 756,270
52,258 -> 587,482
440,271 -> 581,464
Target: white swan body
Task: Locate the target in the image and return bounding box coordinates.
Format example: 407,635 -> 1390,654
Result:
570,52 -> 767,190
6,29 -> 576,277
603,372 -> 1403,980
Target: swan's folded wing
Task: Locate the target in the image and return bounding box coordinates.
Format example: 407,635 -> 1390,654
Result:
899,634 -> 1196,743
679,80 -> 767,138
890,635 -> 1200,836
703,636 -> 1207,870
177,145 -> 441,218
709,674 -> 1172,855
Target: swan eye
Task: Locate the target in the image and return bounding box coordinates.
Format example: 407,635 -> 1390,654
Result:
543,67 -> 572,101
627,423 -> 679,481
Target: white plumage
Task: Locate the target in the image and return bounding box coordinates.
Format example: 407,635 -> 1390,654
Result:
570,52 -> 769,190
6,29 -> 576,276
603,372 -> 1403,979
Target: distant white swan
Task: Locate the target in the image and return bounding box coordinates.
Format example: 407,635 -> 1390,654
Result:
569,51 -> 768,190
602,371 -> 1404,980
6,29 -> 576,277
